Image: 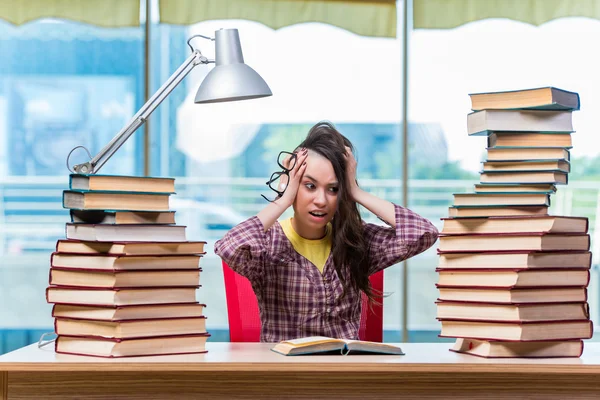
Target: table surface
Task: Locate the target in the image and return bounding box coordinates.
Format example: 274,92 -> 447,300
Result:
1,342 -> 600,374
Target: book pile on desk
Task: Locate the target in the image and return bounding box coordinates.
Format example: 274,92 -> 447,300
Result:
46,174 -> 210,358
436,87 -> 593,358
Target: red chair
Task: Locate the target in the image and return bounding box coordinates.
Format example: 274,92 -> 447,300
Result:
222,260 -> 384,342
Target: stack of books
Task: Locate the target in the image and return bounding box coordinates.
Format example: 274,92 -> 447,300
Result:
46,174 -> 209,358
436,87 -> 593,358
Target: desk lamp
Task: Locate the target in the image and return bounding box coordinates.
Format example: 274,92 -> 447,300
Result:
67,28 -> 272,174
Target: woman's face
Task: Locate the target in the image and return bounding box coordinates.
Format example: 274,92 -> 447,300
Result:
292,150 -> 339,238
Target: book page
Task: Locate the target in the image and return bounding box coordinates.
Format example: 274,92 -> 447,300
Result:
282,336 -> 340,347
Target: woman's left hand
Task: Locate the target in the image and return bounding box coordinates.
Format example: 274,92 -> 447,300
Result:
344,146 -> 360,201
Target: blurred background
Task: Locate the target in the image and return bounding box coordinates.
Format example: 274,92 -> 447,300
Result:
0,0 -> 599,353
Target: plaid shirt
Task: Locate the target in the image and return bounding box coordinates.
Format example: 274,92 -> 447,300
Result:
215,204 -> 438,342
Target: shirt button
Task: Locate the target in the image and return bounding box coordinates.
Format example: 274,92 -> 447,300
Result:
326,308 -> 331,313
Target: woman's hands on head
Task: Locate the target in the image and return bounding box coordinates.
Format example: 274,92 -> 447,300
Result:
277,148 -> 308,207
344,146 -> 360,201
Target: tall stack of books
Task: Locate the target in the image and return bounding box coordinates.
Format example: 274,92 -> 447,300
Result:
46,174 -> 209,358
436,87 -> 594,358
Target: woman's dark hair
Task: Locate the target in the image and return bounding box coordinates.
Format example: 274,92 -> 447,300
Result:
297,121 -> 379,302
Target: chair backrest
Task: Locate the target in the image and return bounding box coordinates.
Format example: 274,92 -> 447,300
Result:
222,260 -> 384,342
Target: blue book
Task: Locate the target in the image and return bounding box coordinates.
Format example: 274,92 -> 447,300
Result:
467,109 -> 573,136
469,87 -> 580,111
69,174 -> 175,194
63,190 -> 171,212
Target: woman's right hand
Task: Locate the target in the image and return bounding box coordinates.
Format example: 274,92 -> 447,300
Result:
277,148 -> 308,207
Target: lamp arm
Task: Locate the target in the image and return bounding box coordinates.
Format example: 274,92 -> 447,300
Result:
69,49 -> 212,174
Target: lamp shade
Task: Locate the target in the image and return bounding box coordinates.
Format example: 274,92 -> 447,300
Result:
195,28 -> 272,104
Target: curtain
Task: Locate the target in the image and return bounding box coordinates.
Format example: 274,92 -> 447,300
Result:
0,0 -> 140,27
160,0 -> 397,38
414,0 -> 600,29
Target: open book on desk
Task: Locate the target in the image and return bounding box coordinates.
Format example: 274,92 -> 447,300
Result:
271,336 -> 404,356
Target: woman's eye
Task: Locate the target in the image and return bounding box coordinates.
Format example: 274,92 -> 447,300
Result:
329,187 -> 339,193
305,183 -> 315,189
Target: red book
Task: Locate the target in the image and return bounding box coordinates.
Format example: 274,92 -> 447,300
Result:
55,333 -> 210,358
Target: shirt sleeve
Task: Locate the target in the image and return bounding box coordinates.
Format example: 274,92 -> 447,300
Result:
364,204 -> 439,275
214,216 -> 271,282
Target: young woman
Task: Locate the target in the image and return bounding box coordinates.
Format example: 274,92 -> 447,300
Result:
215,122 -> 438,342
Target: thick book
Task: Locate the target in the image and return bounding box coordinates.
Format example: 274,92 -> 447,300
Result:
52,303 -> 206,321
436,268 -> 590,288
69,174 -> 176,193
451,338 -> 584,358
55,333 -> 210,358
65,224 -> 186,242
482,159 -> 570,173
63,190 -> 171,212
49,267 -> 201,288
438,250 -> 592,270
70,209 -> 176,225
436,301 -> 589,322
54,316 -> 207,339
51,253 -> 202,271
448,205 -> 548,218
438,232 -> 590,252
485,147 -> 570,162
438,319 -> 593,341
474,183 -> 556,194
480,170 -> 568,185
467,110 -> 574,136
487,132 -> 572,148
437,287 -> 587,304
271,336 -> 404,356
452,193 -> 550,207
469,87 -> 580,111
440,216 -> 588,235
46,286 -> 199,306
56,239 -> 206,255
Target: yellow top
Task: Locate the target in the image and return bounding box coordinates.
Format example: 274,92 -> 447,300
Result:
279,218 -> 332,274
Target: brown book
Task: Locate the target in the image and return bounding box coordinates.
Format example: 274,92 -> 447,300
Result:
70,209 -> 176,225
436,301 -> 589,322
482,159 -> 570,173
55,316 -> 207,339
55,334 -> 210,358
474,183 -> 556,193
69,174 -> 175,193
467,110 -> 573,136
480,171 -> 568,184
56,240 -> 206,255
437,287 -> 587,304
436,269 -> 589,288
51,253 -> 202,271
49,268 -> 201,288
438,251 -> 592,270
451,338 -> 584,358
487,132 -> 572,148
65,224 -> 186,242
46,286 -> 198,306
438,233 -> 590,252
63,190 -> 170,211
469,87 -> 580,111
452,193 -> 550,207
486,147 -> 570,162
448,206 -> 548,218
440,216 -> 588,235
438,319 -> 593,341
52,303 -> 206,321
